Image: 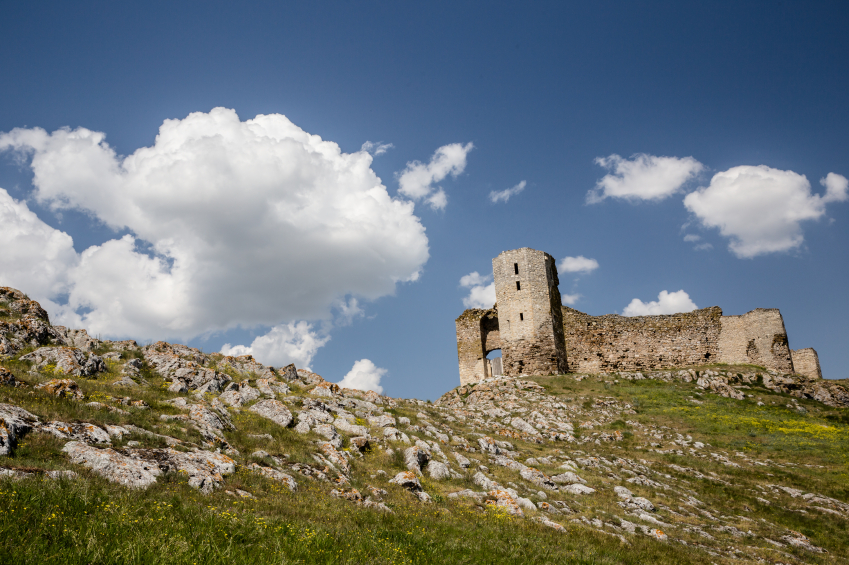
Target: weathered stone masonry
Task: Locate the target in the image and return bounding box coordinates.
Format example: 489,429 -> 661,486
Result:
456,247 -> 822,384
561,306 -> 722,374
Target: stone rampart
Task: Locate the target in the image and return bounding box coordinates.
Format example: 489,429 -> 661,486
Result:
717,309 -> 794,374
791,348 -> 822,380
455,307 -> 500,385
561,306 -> 723,373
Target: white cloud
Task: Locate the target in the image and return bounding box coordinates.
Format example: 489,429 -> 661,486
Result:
220,321 -> 329,371
557,255 -> 599,274
489,180 -> 526,203
588,153 -> 704,204
683,234 -> 701,242
683,166 -> 848,258
821,172 -> 849,203
561,293 -> 580,305
0,108 -> 429,340
0,187 -> 78,300
459,271 -> 495,309
361,141 -> 394,156
622,290 -> 698,316
397,142 -> 473,210
336,358 -> 386,394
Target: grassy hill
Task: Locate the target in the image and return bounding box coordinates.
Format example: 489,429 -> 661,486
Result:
1,290 -> 849,564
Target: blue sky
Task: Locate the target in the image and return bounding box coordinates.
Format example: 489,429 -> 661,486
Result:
1,1 -> 847,399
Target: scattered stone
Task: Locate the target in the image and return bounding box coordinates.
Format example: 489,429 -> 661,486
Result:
35,379 -> 84,399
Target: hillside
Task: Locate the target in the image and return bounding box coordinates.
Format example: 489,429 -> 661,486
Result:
1,286 -> 849,564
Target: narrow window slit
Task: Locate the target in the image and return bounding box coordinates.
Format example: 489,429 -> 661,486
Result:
516,281 -> 521,290
520,313 -> 524,321
514,263 -> 518,274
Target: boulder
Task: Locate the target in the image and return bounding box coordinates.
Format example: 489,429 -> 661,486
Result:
249,399 -> 294,428
35,379 -> 85,399
0,403 -> 40,455
426,460 -> 451,480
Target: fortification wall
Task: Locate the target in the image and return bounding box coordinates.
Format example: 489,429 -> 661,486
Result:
561,306 -> 723,373
791,348 -> 822,379
493,248 -> 568,377
455,307 -> 500,385
717,309 -> 794,373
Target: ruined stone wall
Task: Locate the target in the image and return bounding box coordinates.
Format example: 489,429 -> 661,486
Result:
493,248 -> 568,376
717,309 -> 794,373
561,306 -> 723,373
455,308 -> 500,385
791,348 -> 822,379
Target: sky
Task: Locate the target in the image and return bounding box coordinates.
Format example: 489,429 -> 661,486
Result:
1,1 -> 847,399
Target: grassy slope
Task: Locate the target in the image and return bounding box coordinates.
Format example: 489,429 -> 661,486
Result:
0,351 -> 847,564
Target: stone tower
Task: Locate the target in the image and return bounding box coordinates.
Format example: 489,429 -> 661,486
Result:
493,248 -> 569,376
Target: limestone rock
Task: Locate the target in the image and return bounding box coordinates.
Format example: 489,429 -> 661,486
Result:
404,446 -> 430,473
562,484 -> 596,495
40,421 -> 111,445
552,471 -> 586,485
510,417 -> 541,436
0,403 -> 40,455
62,441 -> 161,489
427,461 -> 450,480
22,347 -> 105,377
247,463 -> 298,491
248,399 -> 294,428
313,424 -> 342,448
35,379 -> 85,399
335,417 -> 369,436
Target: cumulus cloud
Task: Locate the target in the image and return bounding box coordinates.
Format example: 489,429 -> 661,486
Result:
489,180 -> 526,203
0,187 -> 78,299
561,293 -> 580,306
588,153 -> 704,204
459,271 -> 496,309
0,108 -> 429,341
557,255 -> 599,274
336,358 -> 386,394
220,321 -> 329,370
821,172 -> 849,203
361,141 -> 393,156
622,290 -> 698,316
683,166 -> 848,258
397,142 -> 473,210
683,234 -> 701,242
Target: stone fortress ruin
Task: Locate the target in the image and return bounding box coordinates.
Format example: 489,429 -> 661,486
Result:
456,247 -> 823,386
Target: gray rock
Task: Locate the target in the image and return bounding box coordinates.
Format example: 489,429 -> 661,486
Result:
313,424 -> 342,448
0,403 -> 40,455
404,446 -> 430,472
551,471 -> 587,484
427,461 -> 450,480
62,441 -> 161,489
249,399 -> 294,428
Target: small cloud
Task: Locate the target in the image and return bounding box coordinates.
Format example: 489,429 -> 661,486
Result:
397,142 -> 473,210
460,271 -> 495,309
683,234 -> 701,242
361,141 -> 394,156
821,172 -> 849,203
558,255 -> 599,274
336,358 -> 386,394
694,242 -> 713,251
561,293 -> 581,305
588,153 -> 704,204
622,290 -> 697,316
220,321 -> 329,370
489,180 -> 527,204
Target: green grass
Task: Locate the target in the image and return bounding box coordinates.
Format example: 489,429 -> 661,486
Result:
2,355 -> 849,563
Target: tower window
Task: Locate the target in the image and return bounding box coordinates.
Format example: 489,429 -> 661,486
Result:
516,281 -> 521,290
514,263 -> 518,274
520,313 -> 524,321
